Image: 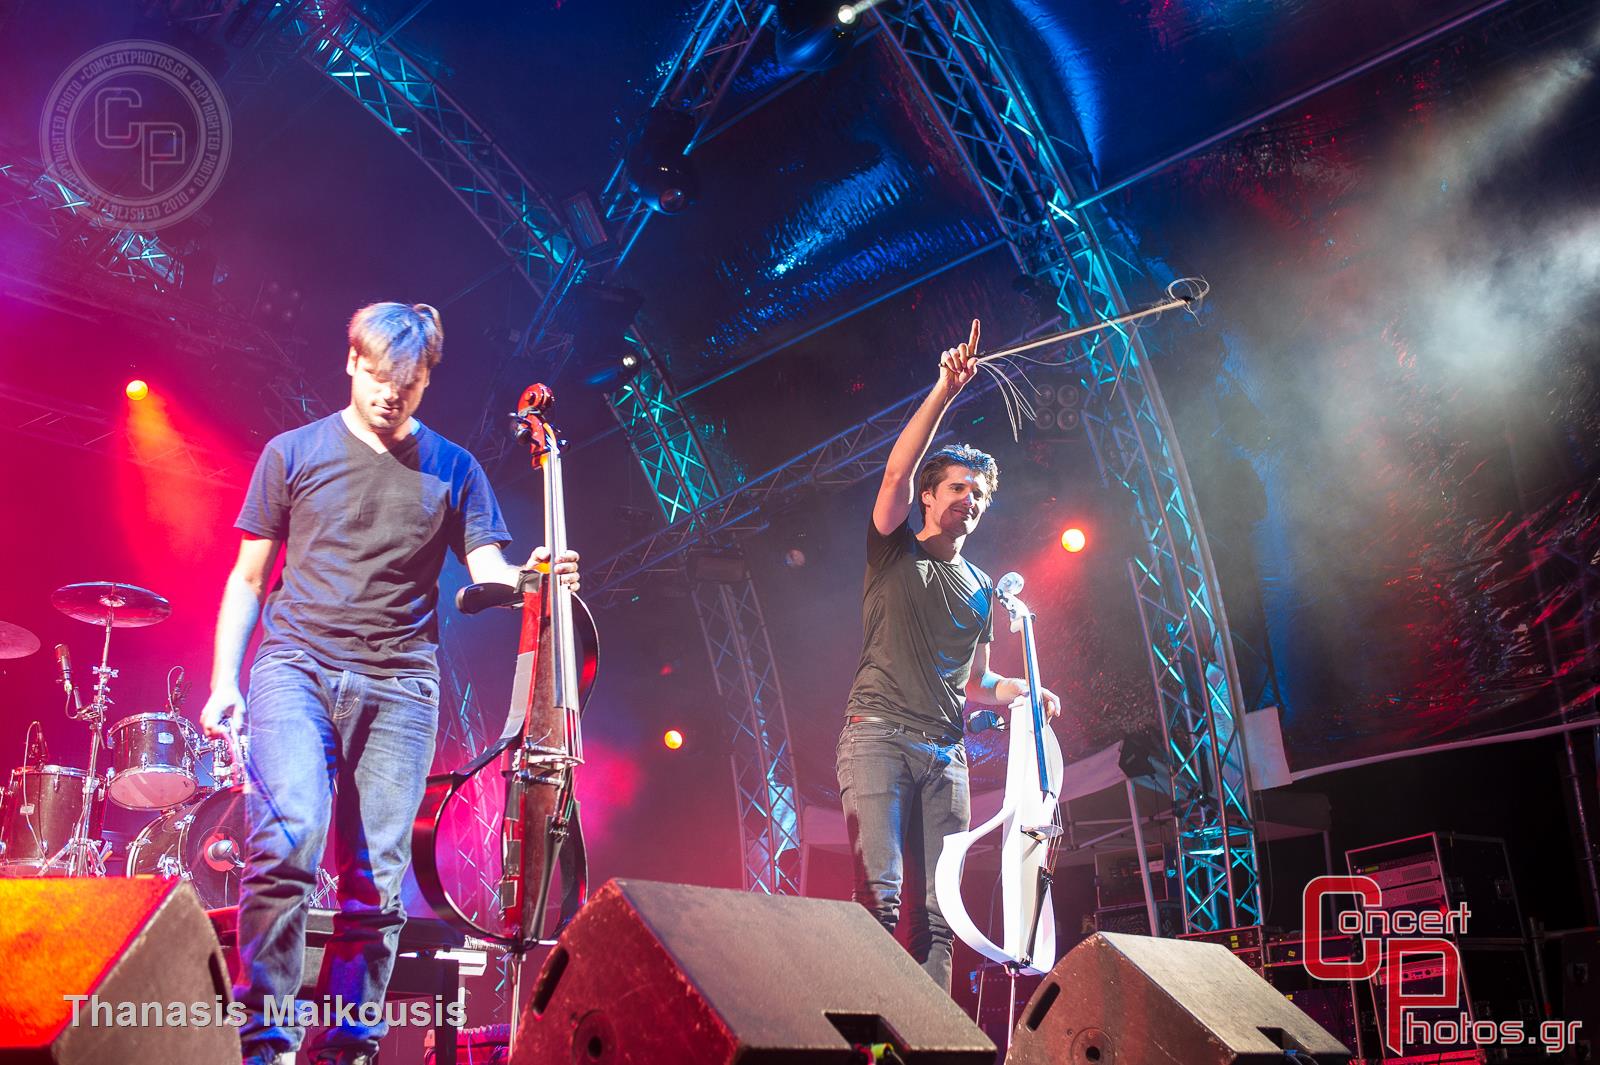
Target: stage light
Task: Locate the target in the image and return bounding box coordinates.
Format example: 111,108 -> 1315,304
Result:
125,379 -> 149,401
663,729 -> 685,750
621,351 -> 639,370
836,0 -> 885,25
625,107 -> 699,215
777,0 -> 860,72
1061,527 -> 1087,553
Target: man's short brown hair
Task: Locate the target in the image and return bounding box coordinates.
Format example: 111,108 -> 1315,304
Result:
348,302 -> 443,387
916,443 -> 999,519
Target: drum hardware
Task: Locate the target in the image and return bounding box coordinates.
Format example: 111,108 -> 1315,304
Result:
197,728 -> 246,792
48,580 -> 171,877
23,720 -> 48,769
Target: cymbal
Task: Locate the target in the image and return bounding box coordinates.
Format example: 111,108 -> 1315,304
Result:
0,620 -> 41,659
51,582 -> 172,628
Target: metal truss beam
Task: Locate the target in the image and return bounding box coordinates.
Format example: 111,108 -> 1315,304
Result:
693,576 -> 803,896
606,347 -> 723,527
277,3 -> 580,296
0,160 -> 185,290
587,373 -> 1001,608
607,342 -> 804,895
0,158 -> 324,433
588,2 -> 802,894
595,0 -> 773,276
877,0 -> 1260,932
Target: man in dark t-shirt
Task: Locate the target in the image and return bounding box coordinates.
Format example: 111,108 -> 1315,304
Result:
199,303 -> 578,1065
837,318 -> 1059,993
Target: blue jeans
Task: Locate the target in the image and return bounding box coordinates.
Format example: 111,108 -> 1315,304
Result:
835,718 -> 970,992
235,647 -> 439,1059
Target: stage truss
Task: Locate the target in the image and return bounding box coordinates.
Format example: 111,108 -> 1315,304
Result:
585,0 -> 805,895
162,0 -> 803,896
105,0 -> 1257,924
0,156 -> 323,442
577,0 -> 1263,932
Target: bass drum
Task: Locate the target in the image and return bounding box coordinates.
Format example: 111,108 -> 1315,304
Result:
126,785 -> 247,908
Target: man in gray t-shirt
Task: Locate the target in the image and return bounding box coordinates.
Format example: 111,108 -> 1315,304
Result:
199,303 -> 578,1065
836,318 -> 1059,993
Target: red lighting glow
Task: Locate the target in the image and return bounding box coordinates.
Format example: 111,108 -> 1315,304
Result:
1061,527 -> 1087,553
663,729 -> 685,750
125,379 -> 149,401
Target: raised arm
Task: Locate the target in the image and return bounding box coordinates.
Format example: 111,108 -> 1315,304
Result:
199,534 -> 281,739
873,318 -> 981,535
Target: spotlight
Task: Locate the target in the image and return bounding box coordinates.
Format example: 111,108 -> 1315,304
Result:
125,379 -> 150,401
777,0 -> 861,72
625,106 -> 699,214
1061,527 -> 1087,553
621,351 -> 639,370
663,729 -> 685,750
835,0 -> 885,25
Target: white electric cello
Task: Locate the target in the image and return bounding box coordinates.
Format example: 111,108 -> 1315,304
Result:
934,570 -> 1065,977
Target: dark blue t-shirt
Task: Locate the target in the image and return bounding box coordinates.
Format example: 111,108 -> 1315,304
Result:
236,413 -> 511,676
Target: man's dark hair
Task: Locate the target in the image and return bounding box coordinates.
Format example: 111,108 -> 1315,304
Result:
916,443 -> 999,519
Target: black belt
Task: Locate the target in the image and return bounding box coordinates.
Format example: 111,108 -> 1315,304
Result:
846,714 -> 961,745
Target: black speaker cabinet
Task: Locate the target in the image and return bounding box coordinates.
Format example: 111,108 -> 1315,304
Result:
512,877 -> 997,1064
0,877 -> 239,1064
1005,931 -> 1352,1065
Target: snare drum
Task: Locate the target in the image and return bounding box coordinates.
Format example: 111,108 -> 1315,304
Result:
106,712 -> 198,810
0,765 -> 104,874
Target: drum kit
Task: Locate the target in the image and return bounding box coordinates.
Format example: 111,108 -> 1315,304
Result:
0,581 -> 251,907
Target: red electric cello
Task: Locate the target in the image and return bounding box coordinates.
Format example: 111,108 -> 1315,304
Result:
412,383 -> 598,996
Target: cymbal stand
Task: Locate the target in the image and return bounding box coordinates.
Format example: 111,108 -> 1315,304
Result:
57,612 -> 116,877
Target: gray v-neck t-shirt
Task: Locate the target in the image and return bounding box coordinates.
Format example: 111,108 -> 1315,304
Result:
845,518 -> 994,740
236,413 -> 510,676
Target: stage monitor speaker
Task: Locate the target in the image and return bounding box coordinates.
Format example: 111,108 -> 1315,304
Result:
512,877 -> 996,1064
0,877 -> 239,1064
1005,931 -> 1352,1065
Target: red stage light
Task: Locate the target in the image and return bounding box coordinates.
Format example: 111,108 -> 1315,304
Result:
125,379 -> 149,401
663,729 -> 685,750
1061,527 -> 1087,553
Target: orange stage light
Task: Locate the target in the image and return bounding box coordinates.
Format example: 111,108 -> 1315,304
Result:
1061,527 -> 1087,553
125,379 -> 149,401
663,729 -> 685,750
